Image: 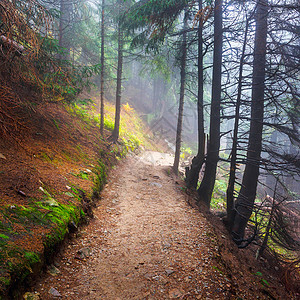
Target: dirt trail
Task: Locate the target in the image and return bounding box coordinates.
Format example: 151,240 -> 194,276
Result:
30,152 -> 250,299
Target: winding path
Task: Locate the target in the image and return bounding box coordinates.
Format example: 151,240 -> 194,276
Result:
32,152 -> 234,299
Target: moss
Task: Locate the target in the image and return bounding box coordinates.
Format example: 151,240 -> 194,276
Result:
92,159 -> 107,198
24,252 -> 40,265
0,277 -> 10,287
0,198 -> 83,296
39,152 -> 52,162
80,209 -> 85,218
0,234 -> 9,240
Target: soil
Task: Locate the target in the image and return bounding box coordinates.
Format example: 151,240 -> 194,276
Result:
27,152 -> 295,300
0,102 -> 118,297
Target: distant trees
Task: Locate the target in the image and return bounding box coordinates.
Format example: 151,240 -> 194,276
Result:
58,0 -> 72,59
2,0 -> 298,259
123,0 -> 299,259
173,11 -> 188,174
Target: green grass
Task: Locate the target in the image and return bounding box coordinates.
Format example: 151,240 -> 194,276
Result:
68,99 -> 150,153
104,118 -> 114,131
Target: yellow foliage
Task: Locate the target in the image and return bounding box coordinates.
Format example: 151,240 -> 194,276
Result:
122,102 -> 134,113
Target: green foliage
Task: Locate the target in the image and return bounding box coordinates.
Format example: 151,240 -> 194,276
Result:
53,118 -> 60,130
24,252 -> 40,265
72,171 -> 90,180
125,0 -> 190,52
140,55 -> 171,81
104,119 -> 115,131
36,33 -> 101,103
254,271 -> 270,287
210,179 -> 227,210
180,146 -> 192,160
0,234 -> 9,240
67,103 -> 92,125
122,133 -> 140,152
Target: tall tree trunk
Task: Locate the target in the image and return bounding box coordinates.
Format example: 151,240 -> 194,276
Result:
100,0 -> 105,136
197,0 -> 222,206
173,12 -> 188,174
112,11 -> 123,142
226,17 -> 250,228
59,0 -> 71,60
232,0 -> 268,244
185,0 -> 205,188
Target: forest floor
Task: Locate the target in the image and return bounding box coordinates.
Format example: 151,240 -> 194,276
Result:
26,152 -> 293,300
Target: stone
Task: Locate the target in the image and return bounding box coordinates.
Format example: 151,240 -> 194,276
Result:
168,288 -> 184,299
150,275 -> 169,285
165,269 -> 175,276
17,190 -> 26,197
48,287 -> 61,297
150,182 -> 162,188
75,247 -> 91,259
47,265 -> 60,276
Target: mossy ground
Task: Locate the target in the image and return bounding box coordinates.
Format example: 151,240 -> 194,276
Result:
0,94 -> 153,299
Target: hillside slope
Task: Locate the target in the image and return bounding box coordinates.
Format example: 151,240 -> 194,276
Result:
0,96 -> 159,299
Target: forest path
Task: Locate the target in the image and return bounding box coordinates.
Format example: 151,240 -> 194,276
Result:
32,152 -> 231,299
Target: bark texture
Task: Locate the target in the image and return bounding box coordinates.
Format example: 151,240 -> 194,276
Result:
232,0 -> 268,243
226,17 -> 250,228
197,0 -> 222,206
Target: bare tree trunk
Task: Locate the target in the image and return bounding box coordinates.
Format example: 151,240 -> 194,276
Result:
100,0 -> 105,136
185,0 -> 205,189
232,0 -> 268,244
226,16 -> 250,228
112,11 -> 123,142
197,0 -> 222,206
59,0 -> 71,60
173,12 -> 188,174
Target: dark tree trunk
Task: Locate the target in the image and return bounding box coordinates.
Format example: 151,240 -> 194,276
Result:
100,0 -> 105,136
173,12 -> 188,174
59,0 -> 72,60
226,17 -> 250,228
185,0 -> 205,189
112,11 -> 123,142
232,0 -> 268,244
197,0 -> 222,206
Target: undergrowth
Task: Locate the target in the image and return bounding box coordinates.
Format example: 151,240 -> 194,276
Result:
0,155 -> 109,297
67,96 -> 154,153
